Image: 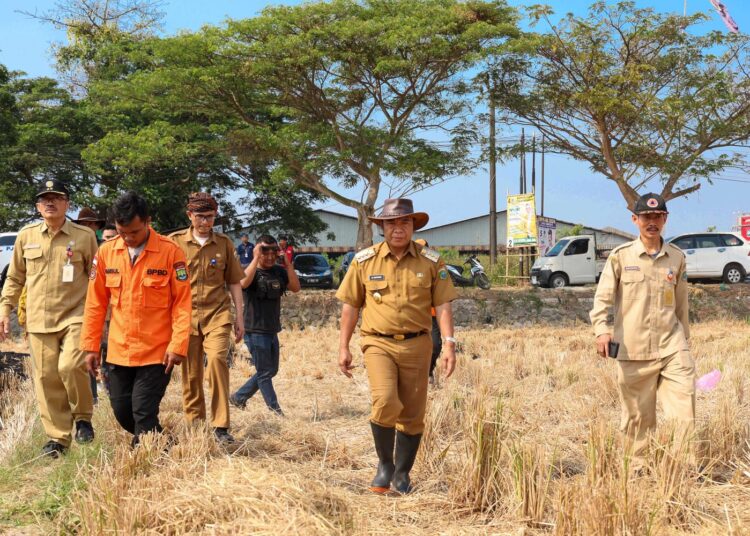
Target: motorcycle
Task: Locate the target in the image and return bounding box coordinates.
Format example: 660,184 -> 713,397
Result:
445,255 -> 491,289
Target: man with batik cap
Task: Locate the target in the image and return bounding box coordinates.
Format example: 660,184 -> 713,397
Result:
170,192 -> 245,444
336,198 -> 458,494
590,193 -> 695,469
0,179 -> 98,458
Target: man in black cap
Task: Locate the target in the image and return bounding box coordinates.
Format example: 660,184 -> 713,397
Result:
590,193 -> 695,470
0,180 -> 98,457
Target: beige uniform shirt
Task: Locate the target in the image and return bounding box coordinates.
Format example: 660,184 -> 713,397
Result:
336,241 -> 458,335
0,220 -> 98,333
169,228 -> 245,336
590,239 -> 689,361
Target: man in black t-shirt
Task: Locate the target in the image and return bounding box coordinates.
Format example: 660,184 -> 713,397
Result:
230,235 -> 300,414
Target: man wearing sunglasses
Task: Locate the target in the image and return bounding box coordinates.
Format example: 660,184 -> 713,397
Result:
170,192 -> 245,444
0,180 -> 98,458
230,235 -> 300,414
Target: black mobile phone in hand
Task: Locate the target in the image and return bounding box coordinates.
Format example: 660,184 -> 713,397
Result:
608,341 -> 620,359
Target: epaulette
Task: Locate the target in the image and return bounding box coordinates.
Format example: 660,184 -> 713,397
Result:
19,221 -> 42,232
666,242 -> 685,257
420,247 -> 440,263
168,228 -> 189,238
610,241 -> 634,255
354,247 -> 376,264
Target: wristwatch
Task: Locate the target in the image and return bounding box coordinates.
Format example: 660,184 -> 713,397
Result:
443,336 -> 457,345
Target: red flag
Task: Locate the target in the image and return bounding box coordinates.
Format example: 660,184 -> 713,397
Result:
708,0 -> 740,33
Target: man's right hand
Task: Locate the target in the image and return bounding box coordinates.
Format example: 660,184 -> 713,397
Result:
85,351 -> 101,377
596,334 -> 612,358
0,316 -> 10,342
339,347 -> 354,378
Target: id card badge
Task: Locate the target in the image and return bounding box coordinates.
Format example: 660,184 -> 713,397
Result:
663,287 -> 675,307
62,264 -> 75,283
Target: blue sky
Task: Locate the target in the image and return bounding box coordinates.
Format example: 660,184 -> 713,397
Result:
0,0 -> 747,235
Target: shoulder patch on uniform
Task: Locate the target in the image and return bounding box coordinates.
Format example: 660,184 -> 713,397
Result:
420,247 -> 440,263
354,247 -> 376,264
174,261 -> 188,281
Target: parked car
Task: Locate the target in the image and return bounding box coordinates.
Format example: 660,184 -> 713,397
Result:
0,232 -> 18,291
668,232 -> 749,284
293,253 -> 334,289
531,234 -> 610,288
337,251 -> 355,285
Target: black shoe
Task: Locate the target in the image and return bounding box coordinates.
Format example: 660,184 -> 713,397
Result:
229,394 -> 246,409
214,427 -> 235,444
41,440 -> 67,458
75,420 -> 95,444
392,431 -> 422,494
369,422 -> 396,494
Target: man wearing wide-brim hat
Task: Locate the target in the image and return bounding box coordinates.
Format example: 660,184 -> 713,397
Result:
74,208 -> 106,236
336,198 -> 458,494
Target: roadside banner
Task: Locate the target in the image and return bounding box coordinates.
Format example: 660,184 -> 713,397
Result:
506,193 -> 538,247
708,0 -> 739,33
740,214 -> 750,241
537,217 -> 557,256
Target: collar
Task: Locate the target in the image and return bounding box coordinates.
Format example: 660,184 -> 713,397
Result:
187,227 -> 215,246
635,237 -> 668,259
378,240 -> 418,259
40,219 -> 72,236
113,227 -> 159,251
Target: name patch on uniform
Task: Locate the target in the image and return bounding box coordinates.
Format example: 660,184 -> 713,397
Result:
105,268 -> 119,274
369,274 -> 385,281
624,266 -> 640,271
147,269 -> 168,276
174,262 -> 188,281
23,244 -> 41,250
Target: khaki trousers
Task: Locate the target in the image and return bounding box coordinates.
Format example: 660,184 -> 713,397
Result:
181,324 -> 232,429
362,333 -> 432,435
28,323 -> 94,447
617,350 -> 696,463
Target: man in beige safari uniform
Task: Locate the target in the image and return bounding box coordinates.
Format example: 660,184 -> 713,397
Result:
0,180 -> 98,457
590,192 -> 695,467
337,198 -> 458,495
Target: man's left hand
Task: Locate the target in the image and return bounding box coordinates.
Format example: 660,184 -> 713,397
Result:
163,352 -> 184,374
234,320 -> 245,343
441,345 -> 456,378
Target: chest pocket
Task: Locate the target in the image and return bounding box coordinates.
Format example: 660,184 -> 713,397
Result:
23,248 -> 44,275
142,276 -> 170,308
621,270 -> 646,300
408,275 -> 431,300
207,259 -> 226,283
105,273 -> 122,306
364,280 -> 388,303
257,275 -> 283,300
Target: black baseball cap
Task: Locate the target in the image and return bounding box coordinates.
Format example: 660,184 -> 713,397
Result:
36,179 -> 70,199
633,192 -> 668,214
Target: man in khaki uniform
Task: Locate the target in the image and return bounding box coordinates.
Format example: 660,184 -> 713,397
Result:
170,193 -> 245,444
0,180 -> 98,457
337,198 -> 458,494
590,193 -> 695,467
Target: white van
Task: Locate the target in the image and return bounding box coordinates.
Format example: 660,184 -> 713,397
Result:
530,235 -> 609,288
668,232 -> 749,284
0,232 -> 18,290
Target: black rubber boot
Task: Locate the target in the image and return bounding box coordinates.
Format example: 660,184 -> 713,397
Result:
392,431 -> 422,494
369,422 -> 396,493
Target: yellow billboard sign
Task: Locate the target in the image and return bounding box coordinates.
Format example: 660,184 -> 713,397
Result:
506,193 -> 537,247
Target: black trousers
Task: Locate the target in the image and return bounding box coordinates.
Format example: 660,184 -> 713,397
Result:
109,363 -> 171,440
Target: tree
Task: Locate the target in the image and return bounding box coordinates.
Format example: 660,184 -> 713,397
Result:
497,2 -> 750,209
125,0 -> 519,248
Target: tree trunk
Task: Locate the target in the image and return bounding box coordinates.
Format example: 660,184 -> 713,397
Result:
355,204 -> 375,250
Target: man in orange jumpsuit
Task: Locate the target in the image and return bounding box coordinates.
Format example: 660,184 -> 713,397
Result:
80,192 -> 192,446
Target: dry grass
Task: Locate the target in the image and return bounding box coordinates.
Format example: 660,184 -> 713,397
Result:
1,320 -> 749,535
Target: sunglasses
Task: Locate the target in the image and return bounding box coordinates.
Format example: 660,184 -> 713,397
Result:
260,245 -> 280,253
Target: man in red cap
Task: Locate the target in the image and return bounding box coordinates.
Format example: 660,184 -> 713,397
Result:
590,192 -> 695,470
336,198 -> 458,494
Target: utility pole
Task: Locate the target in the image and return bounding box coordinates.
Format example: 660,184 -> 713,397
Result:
519,129 -> 526,194
488,74 -> 497,266
531,134 -> 536,195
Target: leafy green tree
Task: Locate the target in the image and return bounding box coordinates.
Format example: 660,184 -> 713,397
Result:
497,1 -> 750,209
120,0 -> 519,248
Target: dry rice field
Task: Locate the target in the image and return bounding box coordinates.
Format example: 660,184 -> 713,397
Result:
1,320 -> 749,535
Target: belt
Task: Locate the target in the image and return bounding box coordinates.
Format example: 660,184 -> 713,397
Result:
370,332 -> 426,341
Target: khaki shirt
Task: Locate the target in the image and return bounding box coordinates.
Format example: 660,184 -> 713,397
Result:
0,220 -> 97,333
590,239 -> 689,361
169,228 -> 244,336
336,241 -> 457,335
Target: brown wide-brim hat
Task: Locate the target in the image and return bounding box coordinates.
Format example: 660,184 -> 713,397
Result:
74,207 -> 105,227
368,198 -> 429,231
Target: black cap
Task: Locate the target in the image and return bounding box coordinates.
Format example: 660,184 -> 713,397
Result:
633,192 -> 668,214
36,179 -> 69,199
